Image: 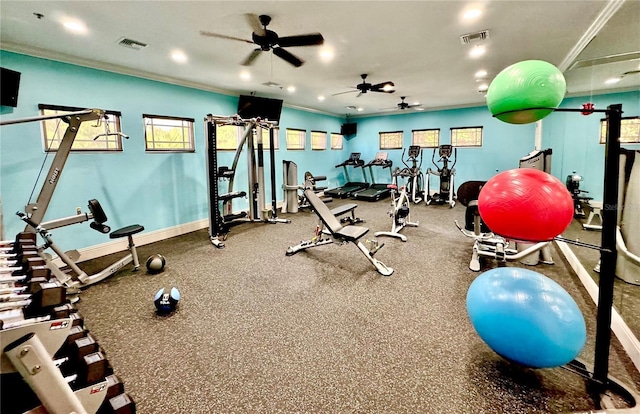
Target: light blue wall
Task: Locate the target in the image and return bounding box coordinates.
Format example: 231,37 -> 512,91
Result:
1,50 -> 639,252
348,106 -> 538,191
0,51 -> 342,250
541,91 -> 640,201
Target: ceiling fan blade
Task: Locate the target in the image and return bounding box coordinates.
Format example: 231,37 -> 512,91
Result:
200,30 -> 254,44
331,89 -> 358,96
277,33 -> 324,47
245,13 -> 266,36
241,49 -> 262,66
273,47 -> 304,67
370,81 -> 395,93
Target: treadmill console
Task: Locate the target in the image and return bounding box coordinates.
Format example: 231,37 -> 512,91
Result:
372,152 -> 392,167
348,152 -> 361,162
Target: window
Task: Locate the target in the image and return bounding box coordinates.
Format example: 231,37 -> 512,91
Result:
331,133 -> 343,150
311,131 -> 327,150
286,128 -> 306,150
451,126 -> 482,147
412,129 -> 440,148
39,104 -> 123,151
379,131 -> 403,150
254,127 -> 280,150
144,114 -> 194,152
215,124 -> 242,150
600,117 -> 640,144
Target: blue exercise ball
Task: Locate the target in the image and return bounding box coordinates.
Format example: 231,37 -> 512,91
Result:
466,267 -> 586,368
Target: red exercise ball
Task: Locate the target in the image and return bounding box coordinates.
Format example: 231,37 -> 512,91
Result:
478,168 -> 574,241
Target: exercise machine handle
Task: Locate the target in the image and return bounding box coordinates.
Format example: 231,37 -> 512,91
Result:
90,221 -> 111,234
431,148 -> 439,169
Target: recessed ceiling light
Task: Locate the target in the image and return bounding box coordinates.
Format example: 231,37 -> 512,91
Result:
469,45 -> 486,58
604,77 -> 621,85
357,107 -> 363,112
171,50 -> 187,63
346,105 -> 356,110
478,84 -> 489,92
240,71 -> 251,81
317,95 -> 325,101
415,107 -> 425,111
287,85 -> 296,93
320,48 -> 334,62
382,83 -> 395,92
463,9 -> 482,19
413,101 -> 420,106
62,20 -> 87,34
475,70 -> 488,78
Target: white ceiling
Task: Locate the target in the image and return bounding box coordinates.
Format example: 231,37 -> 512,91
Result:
1,1 -> 639,117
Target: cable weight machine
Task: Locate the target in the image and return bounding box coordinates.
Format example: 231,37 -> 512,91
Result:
205,114 -> 289,248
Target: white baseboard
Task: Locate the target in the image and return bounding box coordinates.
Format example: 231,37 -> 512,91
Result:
556,240 -> 640,373
52,218 -> 209,266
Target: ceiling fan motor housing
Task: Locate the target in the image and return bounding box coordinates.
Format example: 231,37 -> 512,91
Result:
253,30 -> 279,50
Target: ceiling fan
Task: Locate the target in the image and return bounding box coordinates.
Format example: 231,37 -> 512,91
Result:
200,14 -> 324,67
393,96 -> 423,110
333,74 -> 395,97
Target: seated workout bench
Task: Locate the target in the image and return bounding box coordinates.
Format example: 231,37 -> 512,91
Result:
286,189 -> 393,276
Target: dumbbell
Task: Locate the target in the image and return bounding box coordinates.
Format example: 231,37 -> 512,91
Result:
0,279 -> 66,311
59,349 -> 113,388
0,279 -> 67,329
1,255 -> 48,277
0,231 -> 37,251
99,392 -> 136,414
0,244 -> 39,266
1,251 -> 43,276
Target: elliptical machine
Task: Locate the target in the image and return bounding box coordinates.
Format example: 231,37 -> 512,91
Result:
426,144 -> 457,208
402,145 -> 424,204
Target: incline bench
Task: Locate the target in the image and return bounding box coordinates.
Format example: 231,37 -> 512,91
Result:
286,189 -> 393,276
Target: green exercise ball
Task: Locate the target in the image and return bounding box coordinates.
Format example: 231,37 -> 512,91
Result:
486,60 -> 566,124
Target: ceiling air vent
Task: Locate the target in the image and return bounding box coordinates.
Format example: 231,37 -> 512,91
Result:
460,30 -> 490,45
117,37 -> 148,50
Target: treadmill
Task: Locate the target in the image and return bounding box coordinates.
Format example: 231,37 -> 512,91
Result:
352,152 -> 393,201
324,152 -> 369,198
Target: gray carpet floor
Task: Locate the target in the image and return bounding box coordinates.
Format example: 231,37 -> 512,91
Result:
72,196 -> 640,413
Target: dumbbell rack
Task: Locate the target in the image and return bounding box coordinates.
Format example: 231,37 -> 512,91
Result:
1,232 -> 136,414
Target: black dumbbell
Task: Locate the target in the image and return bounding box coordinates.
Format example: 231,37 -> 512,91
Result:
98,392 -> 136,414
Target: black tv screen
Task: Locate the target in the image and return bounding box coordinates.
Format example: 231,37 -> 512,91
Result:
237,95 -> 283,123
341,122 -> 357,136
1,67 -> 21,107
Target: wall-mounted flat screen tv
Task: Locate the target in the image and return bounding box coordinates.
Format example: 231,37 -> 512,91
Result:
1,67 -> 21,107
237,95 -> 284,123
341,122 -> 357,136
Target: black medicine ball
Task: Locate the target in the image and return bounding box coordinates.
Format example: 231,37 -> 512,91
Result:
146,254 -> 166,274
154,287 -> 180,313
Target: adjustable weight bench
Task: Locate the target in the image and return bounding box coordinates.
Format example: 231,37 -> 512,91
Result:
286,189 -> 393,276
330,203 -> 364,225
